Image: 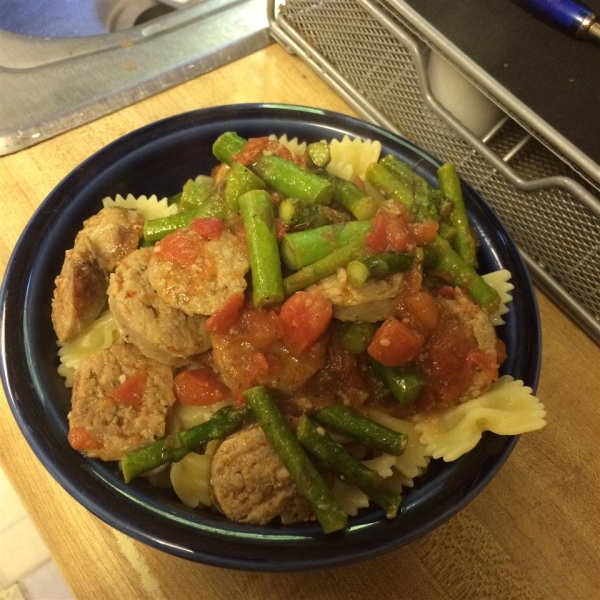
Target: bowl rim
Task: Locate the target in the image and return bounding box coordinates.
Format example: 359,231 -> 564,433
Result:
0,103 -> 541,571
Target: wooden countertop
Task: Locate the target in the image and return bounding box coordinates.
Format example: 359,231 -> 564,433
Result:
1,44 -> 598,600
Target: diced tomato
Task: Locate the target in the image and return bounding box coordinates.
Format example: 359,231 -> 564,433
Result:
232,137 -> 296,166
466,349 -> 500,382
68,427 -> 99,451
191,218 -> 224,240
425,314 -> 476,404
173,368 -> 230,406
367,317 -> 424,367
154,230 -> 200,266
367,207 -> 438,252
205,292 -> 246,333
366,208 -> 413,253
401,291 -> 439,331
110,373 -> 147,406
410,220 -> 439,245
365,210 -> 388,252
279,291 -> 333,356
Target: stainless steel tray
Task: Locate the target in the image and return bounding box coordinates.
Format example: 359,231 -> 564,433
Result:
269,0 -> 600,344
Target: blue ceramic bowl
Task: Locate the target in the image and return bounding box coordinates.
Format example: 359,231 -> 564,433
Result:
0,104 -> 541,571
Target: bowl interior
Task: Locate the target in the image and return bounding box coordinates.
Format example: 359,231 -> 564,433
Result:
0,104 -> 541,571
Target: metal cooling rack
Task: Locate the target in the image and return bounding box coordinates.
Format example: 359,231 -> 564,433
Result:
268,0 -> 600,344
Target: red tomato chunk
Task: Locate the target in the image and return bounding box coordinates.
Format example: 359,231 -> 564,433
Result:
279,291 -> 333,357
191,217 -> 224,240
174,368 -> 230,406
367,317 -> 424,367
110,373 -> 147,406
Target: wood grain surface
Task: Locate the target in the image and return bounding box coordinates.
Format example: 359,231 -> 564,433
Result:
1,44 -> 599,600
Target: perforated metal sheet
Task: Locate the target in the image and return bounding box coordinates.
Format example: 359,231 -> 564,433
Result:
273,0 -> 600,342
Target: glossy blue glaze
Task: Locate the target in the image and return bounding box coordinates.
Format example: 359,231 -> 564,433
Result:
0,104 -> 541,571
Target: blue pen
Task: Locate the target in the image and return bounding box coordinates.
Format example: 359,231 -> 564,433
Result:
518,0 -> 600,42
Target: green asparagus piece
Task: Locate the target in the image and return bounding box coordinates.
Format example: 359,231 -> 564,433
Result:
346,251 -> 414,287
252,155 -> 334,205
410,180 -> 442,223
193,184 -> 226,219
368,357 -> 425,406
224,163 -> 266,216
376,156 -> 442,222
212,132 -> 246,164
278,198 -> 349,230
307,141 -> 331,168
244,387 -> 347,534
341,321 -> 378,354
283,231 -> 369,296
143,211 -> 196,243
379,154 -> 416,183
179,179 -> 214,212
313,405 -> 407,456
296,416 -> 402,519
214,133 -> 334,205
239,190 -> 284,308
168,192 -> 182,206
438,162 -> 478,268
365,163 -> 415,208
423,235 -> 500,314
280,220 -> 372,270
327,174 -> 380,220
120,406 -> 250,483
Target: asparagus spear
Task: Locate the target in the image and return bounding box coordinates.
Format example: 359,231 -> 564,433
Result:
423,235 -> 500,314
296,416 -> 402,519
224,163 -> 265,216
437,162 -> 478,268
244,386 -> 347,534
365,163 -> 414,208
179,179 -> 214,212
143,212 -> 196,243
326,173 -> 380,220
379,154 -> 415,184
368,357 -> 425,406
214,132 -> 335,205
213,132 -> 246,164
312,405 -> 407,456
278,198 -> 349,230
120,406 -> 250,483
239,190 -> 285,308
252,155 -> 334,205
280,220 -> 372,270
307,141 -> 331,168
341,321 -> 378,354
283,231 -> 369,296
346,251 -> 414,288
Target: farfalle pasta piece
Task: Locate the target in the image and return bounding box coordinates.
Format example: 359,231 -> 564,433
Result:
166,399 -> 233,434
482,269 -> 514,326
361,409 -> 430,482
326,135 -> 382,181
57,310 -> 122,386
362,453 -> 396,478
414,376 -> 546,462
102,193 -> 176,221
268,133 -> 307,156
331,478 -> 370,516
170,440 -> 221,508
